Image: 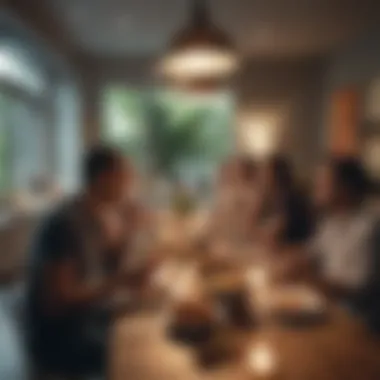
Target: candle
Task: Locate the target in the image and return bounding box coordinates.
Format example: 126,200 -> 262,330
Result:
247,341 -> 277,376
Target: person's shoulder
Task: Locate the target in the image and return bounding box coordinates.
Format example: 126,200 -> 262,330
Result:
370,213 -> 380,234
358,203 -> 379,225
39,197 -> 80,232
315,215 -> 335,234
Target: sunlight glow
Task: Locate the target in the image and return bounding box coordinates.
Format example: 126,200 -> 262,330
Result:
247,341 -> 277,376
0,45 -> 44,94
238,113 -> 281,158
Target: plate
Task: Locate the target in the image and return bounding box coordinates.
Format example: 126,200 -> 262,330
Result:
266,286 -> 328,326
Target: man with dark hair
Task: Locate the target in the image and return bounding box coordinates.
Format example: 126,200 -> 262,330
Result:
25,146 -> 134,378
314,157 -> 369,209
310,157 -> 380,319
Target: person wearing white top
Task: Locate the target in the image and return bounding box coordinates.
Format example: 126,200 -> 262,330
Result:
310,158 -> 380,317
312,210 -> 378,291
211,157 -> 259,248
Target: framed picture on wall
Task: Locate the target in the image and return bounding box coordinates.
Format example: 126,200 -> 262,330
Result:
329,87 -> 359,156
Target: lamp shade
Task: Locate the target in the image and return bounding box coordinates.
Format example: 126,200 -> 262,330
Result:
159,0 -> 239,82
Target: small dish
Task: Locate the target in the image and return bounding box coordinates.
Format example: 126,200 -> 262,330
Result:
266,286 -> 328,326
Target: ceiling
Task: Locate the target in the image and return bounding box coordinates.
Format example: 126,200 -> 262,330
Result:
47,0 -> 380,59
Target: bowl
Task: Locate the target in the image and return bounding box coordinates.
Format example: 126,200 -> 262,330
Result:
267,286 -> 328,326
166,301 -> 217,346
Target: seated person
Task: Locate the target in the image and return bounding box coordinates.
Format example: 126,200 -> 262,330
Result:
309,157 -> 380,316
25,146 -> 149,378
256,155 -> 314,250
120,200 -> 158,273
211,157 -> 259,246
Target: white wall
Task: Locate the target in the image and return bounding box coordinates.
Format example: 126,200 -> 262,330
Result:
235,60 -> 326,176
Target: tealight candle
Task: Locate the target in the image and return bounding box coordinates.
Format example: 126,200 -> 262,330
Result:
247,341 -> 277,376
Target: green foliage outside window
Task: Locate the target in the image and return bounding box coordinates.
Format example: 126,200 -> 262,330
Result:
102,87 -> 234,183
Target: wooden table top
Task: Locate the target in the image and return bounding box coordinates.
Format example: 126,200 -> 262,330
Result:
110,305 -> 380,380
110,242 -> 380,380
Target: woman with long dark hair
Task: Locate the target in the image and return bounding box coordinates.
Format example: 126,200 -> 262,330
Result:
257,155 -> 314,249
311,158 -> 379,302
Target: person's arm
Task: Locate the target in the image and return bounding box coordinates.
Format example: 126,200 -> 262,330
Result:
274,221 -> 321,282
316,220 -> 380,300
44,258 -> 116,313
306,226 -> 373,301
280,235 -> 351,296
41,215 -> 118,315
272,244 -> 314,283
253,190 -> 296,247
254,197 -> 287,248
310,274 -> 354,299
278,247 -> 356,298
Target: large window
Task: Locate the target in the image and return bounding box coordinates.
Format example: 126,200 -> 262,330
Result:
0,42 -> 53,201
102,86 -> 235,192
0,44 -> 45,95
0,91 -> 47,194
102,88 -> 149,170
0,94 -> 11,192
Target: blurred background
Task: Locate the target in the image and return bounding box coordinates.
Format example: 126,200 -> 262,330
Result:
0,0 -> 380,275
1,0 -> 380,276
1,0 -> 380,377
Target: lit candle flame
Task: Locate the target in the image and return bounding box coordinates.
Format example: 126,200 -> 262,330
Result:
247,342 -> 277,376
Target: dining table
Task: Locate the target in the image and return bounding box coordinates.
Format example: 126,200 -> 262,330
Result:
111,308 -> 380,380
109,213 -> 380,380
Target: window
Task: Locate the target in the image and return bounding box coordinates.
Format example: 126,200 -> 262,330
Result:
102,87 -> 149,170
0,90 -> 46,195
102,86 -> 235,193
0,29 -> 81,216
0,44 -> 45,95
0,41 -> 52,204
0,94 -> 11,192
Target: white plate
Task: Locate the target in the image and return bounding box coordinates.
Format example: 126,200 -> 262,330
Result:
265,286 -> 326,315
